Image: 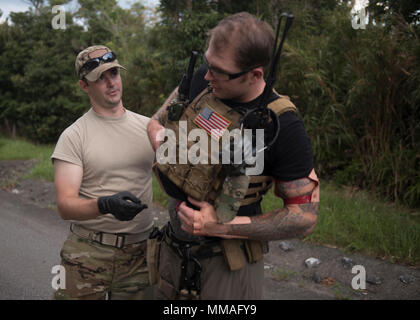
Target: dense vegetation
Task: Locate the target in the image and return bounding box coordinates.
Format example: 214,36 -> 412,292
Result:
0,0 -> 419,208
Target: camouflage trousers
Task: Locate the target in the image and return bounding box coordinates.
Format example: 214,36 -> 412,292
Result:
53,233 -> 150,300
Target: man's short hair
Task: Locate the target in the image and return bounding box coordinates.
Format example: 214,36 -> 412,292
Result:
208,12 -> 275,71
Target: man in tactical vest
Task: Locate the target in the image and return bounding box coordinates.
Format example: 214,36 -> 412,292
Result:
147,12 -> 319,300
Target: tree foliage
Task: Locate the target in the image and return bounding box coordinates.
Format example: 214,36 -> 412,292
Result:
0,4 -> 88,143
368,0 -> 420,24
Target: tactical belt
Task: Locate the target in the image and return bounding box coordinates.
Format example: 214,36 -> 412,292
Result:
164,225 -> 223,260
70,223 -> 150,249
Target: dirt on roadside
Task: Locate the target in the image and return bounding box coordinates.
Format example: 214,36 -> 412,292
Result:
1,159 -> 419,300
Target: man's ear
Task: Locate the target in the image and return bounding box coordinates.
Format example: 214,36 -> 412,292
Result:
79,79 -> 89,93
249,67 -> 264,83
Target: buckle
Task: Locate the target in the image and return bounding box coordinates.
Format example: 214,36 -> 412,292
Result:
88,231 -> 103,244
115,235 -> 125,249
98,232 -> 104,243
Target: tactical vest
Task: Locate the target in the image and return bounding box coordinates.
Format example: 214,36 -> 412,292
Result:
156,87 -> 297,207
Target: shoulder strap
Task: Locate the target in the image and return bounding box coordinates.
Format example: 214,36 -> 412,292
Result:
190,86 -> 212,108
267,90 -> 297,115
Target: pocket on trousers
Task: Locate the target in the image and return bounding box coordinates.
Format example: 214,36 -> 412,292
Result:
146,238 -> 161,286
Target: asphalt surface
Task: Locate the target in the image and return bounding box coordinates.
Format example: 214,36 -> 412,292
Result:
0,190 -> 69,300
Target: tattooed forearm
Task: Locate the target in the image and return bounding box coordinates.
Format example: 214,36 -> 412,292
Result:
227,203 -> 318,241
150,87 -> 179,125
151,108 -> 168,126
225,177 -> 319,241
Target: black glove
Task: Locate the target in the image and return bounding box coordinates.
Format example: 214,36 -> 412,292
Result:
97,191 -> 148,221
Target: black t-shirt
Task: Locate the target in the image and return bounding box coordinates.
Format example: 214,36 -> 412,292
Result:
190,65 -> 313,182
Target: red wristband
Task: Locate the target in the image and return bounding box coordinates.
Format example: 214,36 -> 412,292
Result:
283,194 -> 312,205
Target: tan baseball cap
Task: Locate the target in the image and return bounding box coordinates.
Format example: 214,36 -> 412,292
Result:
75,45 -> 126,81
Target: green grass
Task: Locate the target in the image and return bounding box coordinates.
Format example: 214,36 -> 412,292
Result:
0,137 -> 55,181
262,183 -> 420,266
1,136 -> 419,266
152,174 -> 169,208
272,267 -> 299,281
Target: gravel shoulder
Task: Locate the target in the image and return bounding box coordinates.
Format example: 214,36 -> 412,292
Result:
1,159 -> 419,300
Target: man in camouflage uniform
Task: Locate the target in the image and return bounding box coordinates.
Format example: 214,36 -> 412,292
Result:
51,45 -> 155,299
148,12 -> 319,299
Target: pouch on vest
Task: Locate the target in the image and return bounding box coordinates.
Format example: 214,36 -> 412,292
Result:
220,239 -> 246,271
215,175 -> 250,223
146,238 -> 160,285
244,240 -> 264,263
147,226 -> 165,286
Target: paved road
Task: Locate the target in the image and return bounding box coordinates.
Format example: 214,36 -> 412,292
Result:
0,190 -> 69,300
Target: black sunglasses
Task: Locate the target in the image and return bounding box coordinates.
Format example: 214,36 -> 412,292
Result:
79,52 -> 117,76
203,55 -> 253,81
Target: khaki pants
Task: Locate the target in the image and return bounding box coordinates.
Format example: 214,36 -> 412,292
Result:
53,233 -> 150,300
155,239 -> 264,300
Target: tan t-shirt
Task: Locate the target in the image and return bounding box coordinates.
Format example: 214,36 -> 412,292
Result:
51,108 -> 155,234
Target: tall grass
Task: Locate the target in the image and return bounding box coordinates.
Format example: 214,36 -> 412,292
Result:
0,137 -> 54,181
261,183 -> 420,266
278,8 -> 420,207
152,174 -> 169,208
312,183 -> 420,266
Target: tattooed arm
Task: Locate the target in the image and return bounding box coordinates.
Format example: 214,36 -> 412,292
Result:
147,87 -> 179,151
178,176 -> 319,241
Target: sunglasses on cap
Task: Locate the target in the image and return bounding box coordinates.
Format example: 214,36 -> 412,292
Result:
79,52 -> 117,77
203,55 -> 255,81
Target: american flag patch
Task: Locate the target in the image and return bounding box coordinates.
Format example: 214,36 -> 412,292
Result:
194,106 -> 231,139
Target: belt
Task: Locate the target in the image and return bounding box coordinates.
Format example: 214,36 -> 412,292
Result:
70,223 -> 150,249
164,225 -> 223,259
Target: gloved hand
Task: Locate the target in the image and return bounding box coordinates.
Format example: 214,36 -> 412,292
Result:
97,191 -> 148,221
